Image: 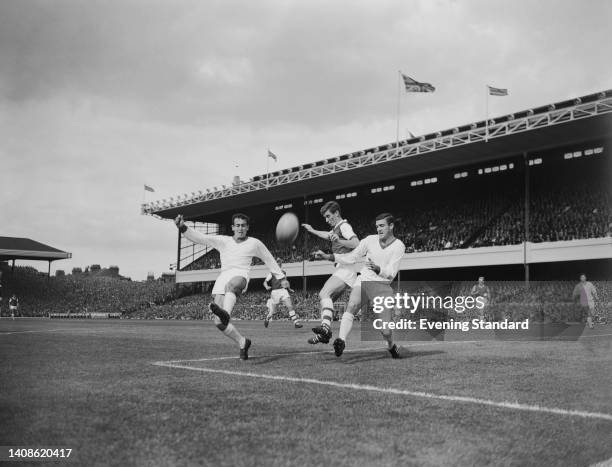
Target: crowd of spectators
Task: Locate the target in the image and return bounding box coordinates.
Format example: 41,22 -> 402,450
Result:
2,262 -> 608,324
0,265 -> 175,317
180,169 -> 610,271
128,289 -> 326,321
450,280 -> 611,323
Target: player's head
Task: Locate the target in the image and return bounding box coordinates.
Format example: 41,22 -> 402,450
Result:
231,213 -> 250,239
375,213 -> 395,239
579,273 -> 586,282
320,201 -> 341,226
276,257 -> 283,267
478,276 -> 485,285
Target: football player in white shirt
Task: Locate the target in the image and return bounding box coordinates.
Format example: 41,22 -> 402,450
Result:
314,213 -> 406,358
174,213 -> 287,359
263,258 -> 302,328
302,201 -> 359,345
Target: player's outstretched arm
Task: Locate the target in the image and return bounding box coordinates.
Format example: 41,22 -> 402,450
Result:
174,214 -> 223,249
255,240 -> 285,279
263,273 -> 272,291
302,224 -> 331,240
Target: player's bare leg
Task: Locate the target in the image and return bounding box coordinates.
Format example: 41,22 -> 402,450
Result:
282,296 -> 302,328
309,275 -> 346,345
208,276 -> 251,360
378,306 -> 401,358
264,299 -> 277,328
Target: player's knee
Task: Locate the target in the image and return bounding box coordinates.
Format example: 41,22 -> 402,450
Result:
213,315 -> 227,331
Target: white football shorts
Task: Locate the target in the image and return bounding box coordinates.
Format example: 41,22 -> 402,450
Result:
212,269 -> 250,296
270,288 -> 290,305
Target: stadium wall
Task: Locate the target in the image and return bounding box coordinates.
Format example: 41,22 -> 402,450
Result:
175,237 -> 611,283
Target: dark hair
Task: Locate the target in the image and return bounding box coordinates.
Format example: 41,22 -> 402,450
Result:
375,212 -> 395,226
320,201 -> 341,216
232,213 -> 250,225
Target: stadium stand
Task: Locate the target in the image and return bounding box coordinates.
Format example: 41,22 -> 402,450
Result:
0,264 -> 175,317
178,146 -> 610,270
1,261 -> 608,324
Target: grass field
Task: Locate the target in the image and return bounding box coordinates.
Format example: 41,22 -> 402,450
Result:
1,318 -> 611,467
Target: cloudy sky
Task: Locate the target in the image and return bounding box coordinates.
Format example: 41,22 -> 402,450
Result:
1,0 -> 610,280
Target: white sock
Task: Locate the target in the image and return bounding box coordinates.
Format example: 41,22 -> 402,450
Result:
289,310 -> 299,322
321,309 -> 333,329
339,312 -> 354,341
382,332 -> 394,348
266,300 -> 274,319
223,292 -> 237,314
321,298 -> 334,315
223,323 -> 246,348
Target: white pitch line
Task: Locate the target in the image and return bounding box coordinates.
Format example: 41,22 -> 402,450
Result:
153,361 -> 612,422
154,333 -> 612,365
0,328 -> 72,335
579,333 -> 612,338
155,340 -> 489,364
156,346 -> 386,364
590,455 -> 612,467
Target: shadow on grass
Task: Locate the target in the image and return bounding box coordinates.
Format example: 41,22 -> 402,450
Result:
249,351 -> 329,365
341,349 -> 446,364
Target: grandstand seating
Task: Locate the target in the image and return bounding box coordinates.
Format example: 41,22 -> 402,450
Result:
180,153 -> 610,270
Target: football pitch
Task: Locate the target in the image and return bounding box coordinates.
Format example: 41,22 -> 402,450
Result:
1,319 -> 611,467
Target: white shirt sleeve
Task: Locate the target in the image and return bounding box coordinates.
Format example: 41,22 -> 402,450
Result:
339,222 -> 357,240
183,228 -> 226,250
334,238 -> 368,265
263,273 -> 272,288
255,239 -> 284,278
379,241 -> 405,281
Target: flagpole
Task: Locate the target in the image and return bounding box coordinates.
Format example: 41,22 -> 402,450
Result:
396,70 -> 401,155
485,85 -> 489,143
266,149 -> 270,190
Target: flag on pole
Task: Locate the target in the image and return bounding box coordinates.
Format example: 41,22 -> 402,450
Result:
267,150 -> 278,161
144,184 -> 155,192
487,85 -> 508,96
401,74 -> 435,93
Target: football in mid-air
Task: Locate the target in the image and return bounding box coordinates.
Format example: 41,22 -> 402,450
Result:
275,212 -> 300,244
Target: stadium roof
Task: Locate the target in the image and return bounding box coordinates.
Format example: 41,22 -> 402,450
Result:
0,237 -> 72,262
143,90 -> 612,221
